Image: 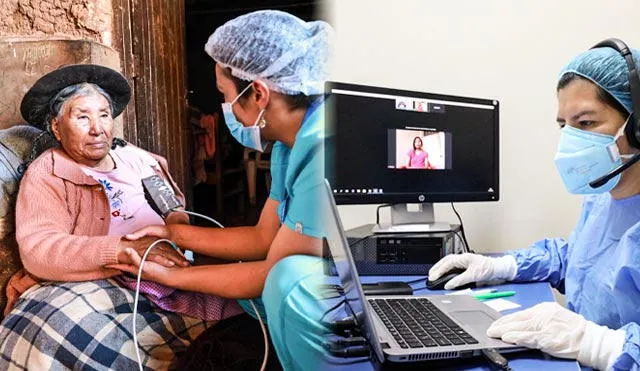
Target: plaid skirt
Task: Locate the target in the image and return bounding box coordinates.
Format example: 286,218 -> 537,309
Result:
0,278 -> 215,370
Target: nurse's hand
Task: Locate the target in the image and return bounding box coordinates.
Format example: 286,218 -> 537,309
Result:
125,225 -> 171,241
487,302 -> 625,370
428,253 -> 517,290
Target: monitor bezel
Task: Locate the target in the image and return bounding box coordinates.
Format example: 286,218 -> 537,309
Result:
325,81 -> 500,205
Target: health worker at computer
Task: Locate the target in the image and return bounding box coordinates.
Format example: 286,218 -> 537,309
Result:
110,10 -> 334,371
429,39 -> 640,371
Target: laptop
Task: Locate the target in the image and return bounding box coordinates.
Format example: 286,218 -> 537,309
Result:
322,179 -> 520,363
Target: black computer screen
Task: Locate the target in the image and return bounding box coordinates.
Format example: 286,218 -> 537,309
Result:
325,82 -> 499,205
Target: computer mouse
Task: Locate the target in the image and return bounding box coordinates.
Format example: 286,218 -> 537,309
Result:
426,267 -> 475,290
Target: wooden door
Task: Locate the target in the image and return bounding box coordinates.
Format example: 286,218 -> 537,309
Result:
112,0 -> 191,202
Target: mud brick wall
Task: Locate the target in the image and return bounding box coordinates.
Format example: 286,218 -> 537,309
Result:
0,0 -> 113,45
0,40 -> 122,131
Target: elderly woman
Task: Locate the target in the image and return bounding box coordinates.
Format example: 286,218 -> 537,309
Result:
0,64 -> 241,370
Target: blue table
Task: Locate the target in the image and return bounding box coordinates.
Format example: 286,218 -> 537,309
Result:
322,275 -> 581,370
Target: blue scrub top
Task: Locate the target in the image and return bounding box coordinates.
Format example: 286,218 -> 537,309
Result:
272,98 -> 326,238
509,193 -> 640,369
238,98 -> 327,319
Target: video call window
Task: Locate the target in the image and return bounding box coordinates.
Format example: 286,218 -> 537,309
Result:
388,129 -> 451,170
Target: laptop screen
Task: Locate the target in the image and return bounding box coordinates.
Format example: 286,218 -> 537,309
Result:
323,179 -> 386,363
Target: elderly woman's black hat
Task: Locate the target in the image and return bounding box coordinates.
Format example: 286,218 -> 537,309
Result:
20,64 -> 131,128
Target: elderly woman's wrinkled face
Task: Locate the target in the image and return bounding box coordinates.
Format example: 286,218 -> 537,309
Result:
51,93 -> 113,167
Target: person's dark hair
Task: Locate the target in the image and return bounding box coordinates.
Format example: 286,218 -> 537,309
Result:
19,82 -> 126,172
413,136 -> 423,151
17,131 -> 60,174
557,72 -> 629,118
221,67 -> 321,111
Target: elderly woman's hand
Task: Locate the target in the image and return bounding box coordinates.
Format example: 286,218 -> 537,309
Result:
117,236 -> 189,268
107,248 -> 181,285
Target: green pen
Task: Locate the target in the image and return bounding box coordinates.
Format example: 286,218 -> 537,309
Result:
474,290 -> 516,301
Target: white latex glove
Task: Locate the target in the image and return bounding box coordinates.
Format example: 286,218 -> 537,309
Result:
428,253 -> 517,290
487,302 -> 625,370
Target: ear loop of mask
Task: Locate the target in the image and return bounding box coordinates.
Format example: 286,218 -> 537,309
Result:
616,115 -> 638,160
230,82 -> 254,106
231,82 -> 268,129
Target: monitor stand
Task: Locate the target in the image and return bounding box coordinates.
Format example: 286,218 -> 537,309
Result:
372,203 -> 451,234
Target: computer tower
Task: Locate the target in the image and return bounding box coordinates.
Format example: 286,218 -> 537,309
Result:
345,224 -> 463,275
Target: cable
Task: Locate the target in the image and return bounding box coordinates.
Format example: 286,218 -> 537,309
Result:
375,204 -> 392,226
454,231 -> 470,254
318,284 -> 345,300
248,298 -> 269,371
330,337 -> 366,347
320,298 -> 347,322
132,210 -> 268,371
450,203 -> 473,253
324,316 -> 358,332
176,209 -> 224,228
481,348 -> 512,371
325,344 -> 370,358
170,209 -> 223,262
132,238 -> 176,371
177,210 -> 267,371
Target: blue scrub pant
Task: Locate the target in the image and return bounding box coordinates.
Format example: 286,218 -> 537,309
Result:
262,255 -> 336,371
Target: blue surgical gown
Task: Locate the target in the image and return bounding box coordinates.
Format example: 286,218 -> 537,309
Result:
238,98 -> 333,371
509,193 -> 640,370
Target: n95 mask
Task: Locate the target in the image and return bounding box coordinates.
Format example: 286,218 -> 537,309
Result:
554,123 -> 630,194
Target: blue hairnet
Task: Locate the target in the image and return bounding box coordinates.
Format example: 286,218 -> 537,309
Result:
559,46 -> 640,113
204,10 -> 333,96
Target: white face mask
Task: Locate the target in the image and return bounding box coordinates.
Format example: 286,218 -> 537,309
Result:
220,83 -> 268,152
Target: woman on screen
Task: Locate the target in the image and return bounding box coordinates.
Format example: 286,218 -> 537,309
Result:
406,136 -> 433,169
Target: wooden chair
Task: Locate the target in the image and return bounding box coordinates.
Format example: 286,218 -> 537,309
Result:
243,143 -> 272,206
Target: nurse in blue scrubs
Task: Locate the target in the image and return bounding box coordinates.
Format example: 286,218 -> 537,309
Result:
429,40 -> 640,371
112,10 -> 334,371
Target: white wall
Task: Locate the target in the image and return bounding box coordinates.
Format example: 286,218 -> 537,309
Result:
324,0 -> 640,253
422,132 -> 445,169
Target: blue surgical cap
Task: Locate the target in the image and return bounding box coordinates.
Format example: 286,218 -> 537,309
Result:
204,10 -> 333,96
559,46 -> 640,114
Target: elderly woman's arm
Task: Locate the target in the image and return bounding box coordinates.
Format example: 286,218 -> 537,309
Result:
14,156 -> 186,281
15,162 -> 122,281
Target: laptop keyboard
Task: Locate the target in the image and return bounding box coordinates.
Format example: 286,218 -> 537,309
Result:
369,298 -> 479,349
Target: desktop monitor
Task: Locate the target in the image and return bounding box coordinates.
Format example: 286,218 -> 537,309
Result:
324,81 -> 499,232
